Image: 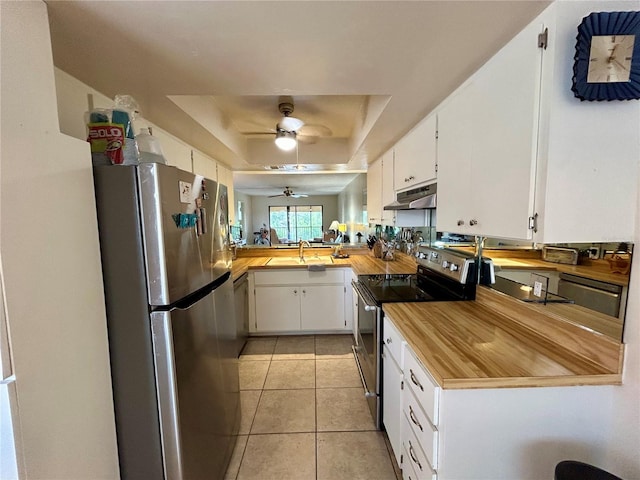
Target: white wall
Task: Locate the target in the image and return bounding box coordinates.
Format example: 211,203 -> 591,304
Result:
547,3 -> 639,477
54,68 -> 233,192
604,172 -> 640,478
0,2 -> 119,478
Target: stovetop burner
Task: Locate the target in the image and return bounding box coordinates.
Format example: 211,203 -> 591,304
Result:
357,273 -> 455,303
355,246 -> 478,305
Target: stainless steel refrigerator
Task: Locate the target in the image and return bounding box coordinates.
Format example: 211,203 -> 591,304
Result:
93,163 -> 239,480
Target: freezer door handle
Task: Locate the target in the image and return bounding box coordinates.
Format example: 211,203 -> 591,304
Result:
151,311 -> 183,480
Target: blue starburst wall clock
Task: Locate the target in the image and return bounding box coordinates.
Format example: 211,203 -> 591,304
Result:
571,10 -> 640,101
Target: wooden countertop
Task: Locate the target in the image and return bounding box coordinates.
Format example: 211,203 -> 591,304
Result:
231,257 -> 270,282
383,287 -> 623,390
231,251 -> 417,281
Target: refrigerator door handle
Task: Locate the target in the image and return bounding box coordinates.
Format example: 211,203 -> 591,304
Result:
170,271 -> 230,311
151,311 -> 183,480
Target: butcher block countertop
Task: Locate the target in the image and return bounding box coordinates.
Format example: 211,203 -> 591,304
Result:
231,250 -> 417,281
383,287 -> 623,390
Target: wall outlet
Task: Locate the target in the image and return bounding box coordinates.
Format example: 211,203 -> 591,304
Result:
588,246 -> 601,259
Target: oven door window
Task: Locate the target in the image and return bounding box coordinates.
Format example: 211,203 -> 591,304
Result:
357,298 -> 377,367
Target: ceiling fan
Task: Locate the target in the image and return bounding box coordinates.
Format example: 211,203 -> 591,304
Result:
247,97 -> 332,148
268,187 -> 309,198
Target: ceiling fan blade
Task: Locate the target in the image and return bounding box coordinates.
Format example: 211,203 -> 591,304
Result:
291,194 -> 309,198
268,194 -> 285,198
297,135 -> 317,145
298,124 -> 332,137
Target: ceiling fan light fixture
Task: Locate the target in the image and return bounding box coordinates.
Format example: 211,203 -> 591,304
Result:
279,116 -> 304,132
275,129 -> 297,151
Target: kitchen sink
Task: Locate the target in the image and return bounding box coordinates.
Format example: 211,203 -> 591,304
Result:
267,256 -> 334,266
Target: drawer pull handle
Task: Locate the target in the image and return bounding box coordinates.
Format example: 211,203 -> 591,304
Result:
409,405 -> 423,432
409,369 -> 424,391
408,441 -> 423,471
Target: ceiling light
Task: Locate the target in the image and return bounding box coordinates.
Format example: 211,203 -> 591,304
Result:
275,130 -> 296,151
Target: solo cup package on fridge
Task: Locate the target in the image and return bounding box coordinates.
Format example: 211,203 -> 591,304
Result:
85,95 -> 140,165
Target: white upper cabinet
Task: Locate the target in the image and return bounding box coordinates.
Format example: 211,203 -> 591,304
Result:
394,113 -> 438,191
437,14 -> 544,240
436,2 -> 638,242
366,157 -> 383,224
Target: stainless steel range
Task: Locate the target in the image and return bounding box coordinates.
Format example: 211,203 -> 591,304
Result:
351,246 -> 480,428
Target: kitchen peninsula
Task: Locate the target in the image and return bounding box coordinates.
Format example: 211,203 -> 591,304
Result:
382,288 -> 623,479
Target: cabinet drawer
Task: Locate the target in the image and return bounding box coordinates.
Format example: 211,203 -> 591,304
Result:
402,443 -> 437,480
401,442 -> 419,480
402,415 -> 437,480
403,385 -> 438,469
253,269 -> 344,285
404,346 -> 440,426
383,316 -> 404,366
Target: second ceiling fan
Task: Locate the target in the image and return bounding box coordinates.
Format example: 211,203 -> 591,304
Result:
269,187 -> 308,198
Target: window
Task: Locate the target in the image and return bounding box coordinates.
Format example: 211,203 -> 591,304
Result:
269,205 -> 323,242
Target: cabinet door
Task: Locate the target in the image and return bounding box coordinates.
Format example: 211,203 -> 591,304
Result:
467,19 -> 542,240
254,286 -> 300,332
352,285 -> 359,343
234,278 -> 249,354
366,158 -> 383,224
394,113 -> 437,190
437,83 -> 474,235
437,19 -> 544,240
381,150 -> 396,226
382,344 -> 403,467
300,285 -> 345,331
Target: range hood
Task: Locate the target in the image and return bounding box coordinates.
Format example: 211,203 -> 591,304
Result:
384,183 -> 437,210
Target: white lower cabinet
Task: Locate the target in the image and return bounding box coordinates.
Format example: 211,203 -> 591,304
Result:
250,269 -> 348,333
382,343 -> 403,466
382,317 -> 405,466
254,286 -> 302,332
300,285 -> 345,330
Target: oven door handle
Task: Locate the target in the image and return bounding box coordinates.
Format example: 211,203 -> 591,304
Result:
351,280 -> 379,311
352,345 -> 377,398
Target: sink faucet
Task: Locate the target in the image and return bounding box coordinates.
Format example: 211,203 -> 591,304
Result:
298,239 -> 311,261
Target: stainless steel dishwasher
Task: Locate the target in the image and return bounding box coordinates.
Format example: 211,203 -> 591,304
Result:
557,273 -> 623,317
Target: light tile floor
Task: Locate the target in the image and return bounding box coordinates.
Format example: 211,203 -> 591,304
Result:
225,335 -> 401,480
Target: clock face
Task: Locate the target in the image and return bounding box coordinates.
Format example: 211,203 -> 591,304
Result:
571,11 -> 640,101
587,35 -> 635,83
